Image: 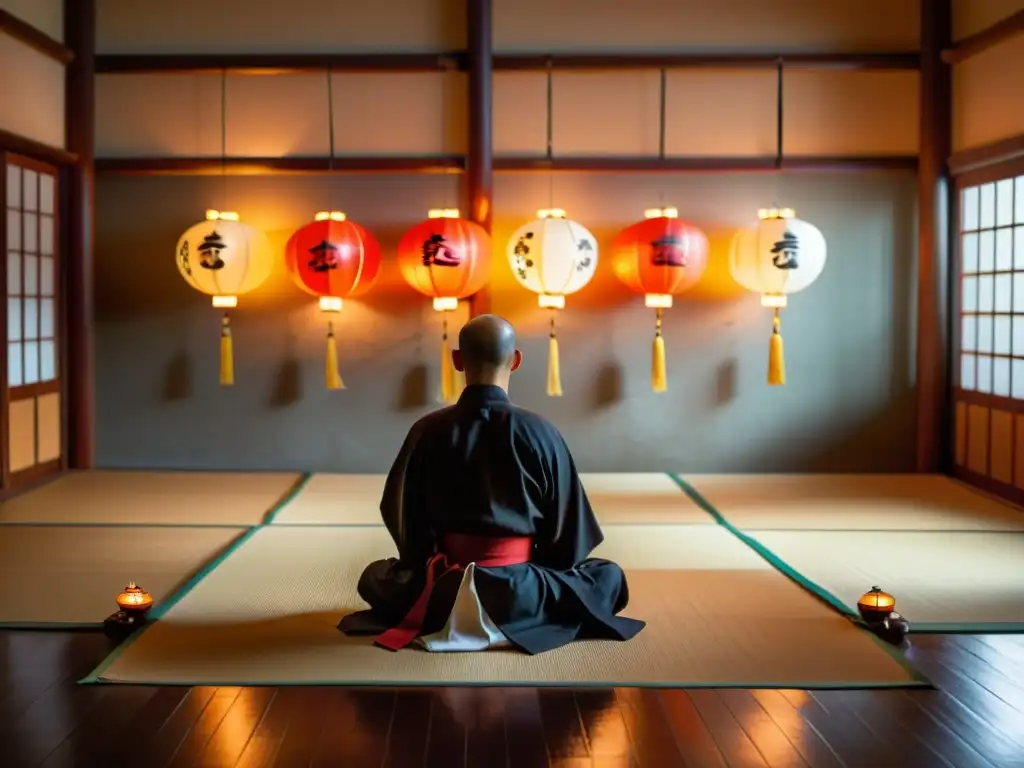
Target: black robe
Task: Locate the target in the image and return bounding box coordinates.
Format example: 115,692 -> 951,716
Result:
339,384 -> 646,654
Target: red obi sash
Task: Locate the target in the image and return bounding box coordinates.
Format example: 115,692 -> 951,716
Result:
375,533 -> 532,652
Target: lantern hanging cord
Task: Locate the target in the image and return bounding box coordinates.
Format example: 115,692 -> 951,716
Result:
545,59 -> 555,209
655,307 -> 663,338
657,67 -> 667,204
774,57 -> 784,172
442,57 -> 455,210
327,319 -> 335,338
442,311 -> 449,342
772,307 -> 781,333
326,68 -> 335,174
773,58 -> 785,212
219,68 -> 229,208
549,309 -> 557,339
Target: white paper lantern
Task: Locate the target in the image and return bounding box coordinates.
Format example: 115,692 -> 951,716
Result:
507,209 -> 598,310
174,210 -> 274,386
506,209 -> 598,397
729,208 -> 826,307
729,208 -> 827,386
175,210 -> 274,308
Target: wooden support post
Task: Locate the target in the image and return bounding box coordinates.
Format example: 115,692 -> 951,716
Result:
466,0 -> 492,318
917,0 -> 952,472
64,0 -> 96,469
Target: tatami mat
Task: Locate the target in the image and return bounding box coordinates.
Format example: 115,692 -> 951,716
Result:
741,529 -> 1024,631
270,472 -> 708,525
579,473 -> 712,524
87,525 -> 922,688
681,474 -> 1024,532
0,525 -> 249,626
268,474 -> 384,525
0,471 -> 304,526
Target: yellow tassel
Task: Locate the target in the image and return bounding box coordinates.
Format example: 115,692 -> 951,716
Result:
652,308 -> 667,393
325,321 -> 344,391
652,336 -> 667,393
219,314 -> 234,387
547,314 -> 563,397
768,309 -> 786,386
440,336 -> 456,404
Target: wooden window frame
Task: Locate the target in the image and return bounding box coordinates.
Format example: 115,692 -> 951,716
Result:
952,156 -> 1024,505
1,152 -> 65,490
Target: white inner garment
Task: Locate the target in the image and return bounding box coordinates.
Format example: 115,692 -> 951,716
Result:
417,563 -> 512,652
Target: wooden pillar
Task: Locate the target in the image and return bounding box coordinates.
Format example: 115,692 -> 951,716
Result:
466,0 -> 493,317
64,0 -> 96,468
916,0 -> 953,472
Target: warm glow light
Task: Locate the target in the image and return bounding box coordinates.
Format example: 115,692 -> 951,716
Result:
433,297 -> 458,311
538,294 -> 565,309
314,211 -> 347,222
645,293 -> 673,309
644,207 -> 678,220
537,208 -> 567,220
320,296 -> 343,312
760,293 -> 788,308
115,582 -> 154,613
857,586 -> 897,622
205,209 -> 240,221
428,208 -> 460,219
757,207 -> 796,221
212,295 -> 238,308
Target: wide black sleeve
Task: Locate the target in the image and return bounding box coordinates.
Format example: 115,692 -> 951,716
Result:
379,420 -> 434,564
535,428 -> 604,570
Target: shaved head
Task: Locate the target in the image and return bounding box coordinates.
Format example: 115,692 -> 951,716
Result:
459,314 -> 516,373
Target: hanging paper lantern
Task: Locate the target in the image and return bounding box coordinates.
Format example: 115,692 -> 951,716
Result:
729,207 -> 827,386
611,207 -> 709,393
507,209 -> 598,397
284,211 -> 382,391
175,210 -> 274,386
397,209 -> 492,404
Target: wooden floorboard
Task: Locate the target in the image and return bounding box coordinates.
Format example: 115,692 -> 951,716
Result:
2,630 -> 1024,767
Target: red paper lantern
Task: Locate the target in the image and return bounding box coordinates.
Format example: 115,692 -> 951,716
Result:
285,213 -> 382,305
397,212 -> 490,309
397,210 -> 492,404
611,210 -> 709,393
284,211 -> 383,390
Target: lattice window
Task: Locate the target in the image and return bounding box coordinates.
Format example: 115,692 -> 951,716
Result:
6,164 -> 58,389
958,176 -> 1024,397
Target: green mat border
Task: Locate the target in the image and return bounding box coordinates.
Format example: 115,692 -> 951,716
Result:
669,473 -> 1024,636
78,474 -> 929,690
0,473 -> 311,633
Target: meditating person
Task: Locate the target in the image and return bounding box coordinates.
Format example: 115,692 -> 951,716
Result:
339,314 -> 645,654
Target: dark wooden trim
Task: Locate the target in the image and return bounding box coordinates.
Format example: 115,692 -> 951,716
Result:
0,9 -> 73,64
916,0 -> 952,473
952,464 -> 1024,509
94,155 -> 919,176
0,129 -> 77,168
64,0 -> 94,470
9,457 -> 63,489
950,134 -> 1024,178
92,50 -> 920,75
0,466 -> 65,501
494,155 -> 919,172
943,9 -> 1024,64
955,388 -> 1024,415
9,381 -> 61,401
493,52 -> 920,71
95,52 -> 467,74
466,0 -> 492,319
95,156 -> 467,175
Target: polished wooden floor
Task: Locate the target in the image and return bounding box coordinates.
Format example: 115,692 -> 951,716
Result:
2,630 -> 1023,767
